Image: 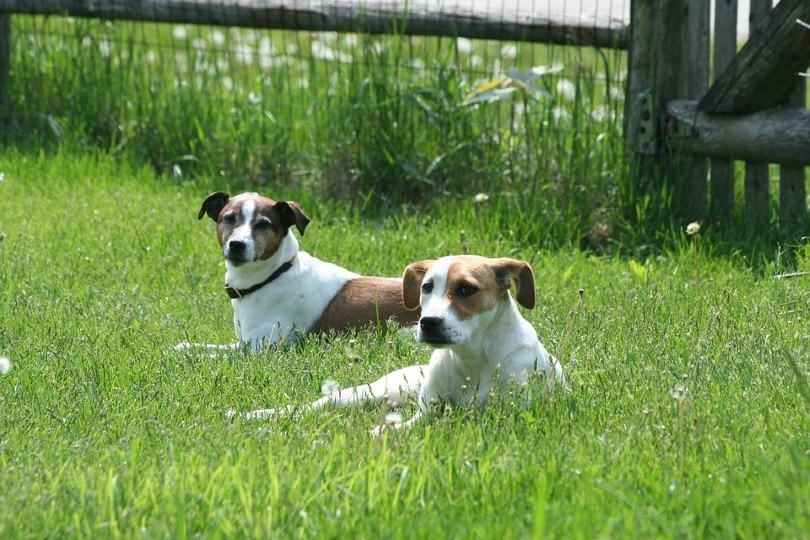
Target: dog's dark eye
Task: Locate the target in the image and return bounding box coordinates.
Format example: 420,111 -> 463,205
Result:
422,281 -> 434,294
254,218 -> 272,229
223,212 -> 237,224
455,284 -> 478,298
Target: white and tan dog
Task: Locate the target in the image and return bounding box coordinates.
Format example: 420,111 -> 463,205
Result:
235,255 -> 565,432
194,191 -> 418,351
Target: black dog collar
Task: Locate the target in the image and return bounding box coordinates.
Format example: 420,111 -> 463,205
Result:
225,259 -> 295,299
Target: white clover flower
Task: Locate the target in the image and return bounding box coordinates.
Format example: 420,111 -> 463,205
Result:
500,43 -> 517,59
456,37 -> 473,54
98,39 -> 112,58
686,222 -> 701,236
556,79 -> 577,102
234,43 -> 254,65
0,356 -> 11,375
342,34 -> 358,47
210,30 -> 226,46
173,26 -> 188,40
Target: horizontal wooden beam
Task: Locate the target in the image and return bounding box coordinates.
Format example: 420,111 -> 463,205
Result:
666,100 -> 810,166
699,0 -> 810,113
0,0 -> 629,49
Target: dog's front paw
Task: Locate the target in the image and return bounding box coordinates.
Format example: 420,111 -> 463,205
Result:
174,341 -> 241,359
229,406 -> 294,421
244,408 -> 277,421
369,412 -> 405,437
173,341 -> 195,351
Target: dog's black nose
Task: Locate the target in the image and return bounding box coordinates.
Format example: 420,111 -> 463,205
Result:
228,239 -> 246,253
420,316 -> 442,331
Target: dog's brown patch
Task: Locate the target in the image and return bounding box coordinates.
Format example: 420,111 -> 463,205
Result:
309,277 -> 420,333
444,261 -> 501,320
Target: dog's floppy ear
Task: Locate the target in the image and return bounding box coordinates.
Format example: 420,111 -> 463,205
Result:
493,258 -> 536,309
198,191 -> 230,221
402,260 -> 434,310
275,201 -> 311,236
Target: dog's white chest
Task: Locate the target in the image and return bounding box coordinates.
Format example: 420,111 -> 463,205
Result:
230,252 -> 358,348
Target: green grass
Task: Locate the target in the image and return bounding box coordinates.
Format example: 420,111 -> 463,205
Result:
5,15 -> 807,250
3,15 -> 630,248
0,152 -> 808,538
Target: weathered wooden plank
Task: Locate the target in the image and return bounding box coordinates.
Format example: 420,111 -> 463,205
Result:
699,0 -> 810,113
779,83 -> 808,228
744,160 -> 769,222
666,100 -> 810,167
709,0 -> 737,224
741,0 -> 775,223
713,0 -> 737,74
655,0 -> 709,217
0,14 -> 9,108
0,0 -> 629,49
680,0 -> 709,218
625,0 -> 657,155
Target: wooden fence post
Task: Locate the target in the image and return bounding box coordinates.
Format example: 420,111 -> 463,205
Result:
625,0 -> 657,158
0,13 -> 9,108
709,0 -> 737,225
677,0 -> 710,219
640,0 -> 709,219
626,0 -> 712,222
779,81 -> 808,228
744,0 -> 773,223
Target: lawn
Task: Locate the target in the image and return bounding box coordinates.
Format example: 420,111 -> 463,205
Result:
0,151 -> 807,538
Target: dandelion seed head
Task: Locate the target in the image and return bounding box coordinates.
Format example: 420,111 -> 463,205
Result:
474,193 -> 489,204
686,222 -> 701,236
670,385 -> 688,401
384,412 -> 403,425
321,378 -> 340,396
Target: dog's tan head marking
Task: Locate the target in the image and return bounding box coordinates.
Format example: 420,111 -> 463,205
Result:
198,191 -> 310,265
404,255 -> 536,345
404,256 -> 535,312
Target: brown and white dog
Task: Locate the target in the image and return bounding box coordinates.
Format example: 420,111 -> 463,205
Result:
232,255 -> 565,433
193,191 -> 418,351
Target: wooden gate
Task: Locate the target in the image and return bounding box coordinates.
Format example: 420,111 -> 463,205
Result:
626,0 -> 810,229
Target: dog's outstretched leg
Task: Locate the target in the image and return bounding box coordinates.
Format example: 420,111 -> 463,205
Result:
229,365 -> 427,421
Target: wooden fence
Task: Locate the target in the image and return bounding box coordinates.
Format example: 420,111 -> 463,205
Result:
627,0 -> 810,228
1,0 -> 808,229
